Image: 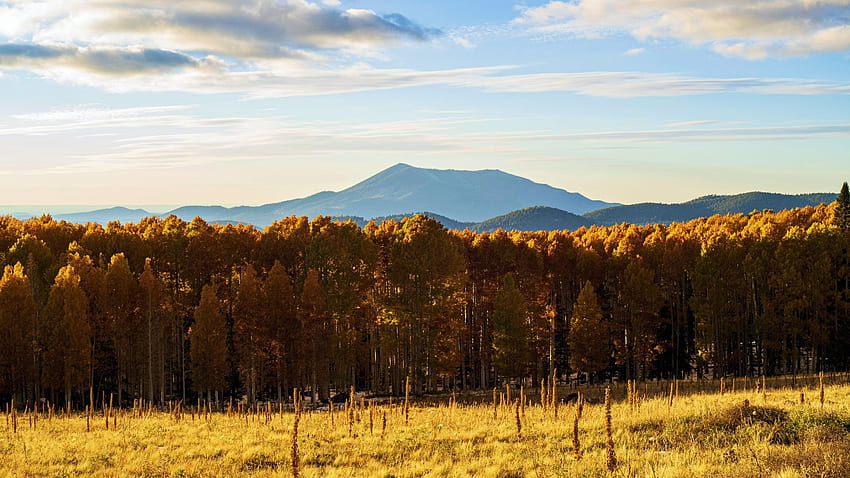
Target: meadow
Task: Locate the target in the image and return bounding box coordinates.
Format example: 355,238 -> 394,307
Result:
2,375 -> 850,478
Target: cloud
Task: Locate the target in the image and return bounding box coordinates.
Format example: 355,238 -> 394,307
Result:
624,47 -> 645,56
523,124 -> 850,143
514,0 -> 850,59
1,105 -> 521,176
5,0 -> 438,60
4,43 -> 850,100
0,0 -> 448,92
6,105 -> 848,180
665,120 -> 722,128
11,105 -> 193,122
0,43 -> 219,75
449,71 -> 850,97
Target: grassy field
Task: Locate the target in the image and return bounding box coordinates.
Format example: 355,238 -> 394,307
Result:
2,376 -> 850,477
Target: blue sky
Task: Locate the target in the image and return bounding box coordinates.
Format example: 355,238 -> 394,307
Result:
1,0 -> 849,208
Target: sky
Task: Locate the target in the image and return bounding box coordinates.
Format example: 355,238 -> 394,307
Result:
1,0 -> 849,208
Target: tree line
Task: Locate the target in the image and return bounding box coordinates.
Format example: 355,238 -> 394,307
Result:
0,184 -> 848,407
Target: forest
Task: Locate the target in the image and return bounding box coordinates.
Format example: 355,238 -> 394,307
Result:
0,184 -> 848,408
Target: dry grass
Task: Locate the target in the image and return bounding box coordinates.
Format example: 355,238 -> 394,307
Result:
2,377 -> 850,477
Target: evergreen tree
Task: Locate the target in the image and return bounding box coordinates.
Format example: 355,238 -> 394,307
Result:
265,261 -> 298,402
569,281 -> 608,382
233,264 -> 266,404
300,269 -> 330,403
492,274 -> 529,380
835,182 -> 850,231
190,284 -> 227,404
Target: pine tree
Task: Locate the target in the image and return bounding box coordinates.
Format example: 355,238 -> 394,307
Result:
301,269 -> 330,403
233,264 -> 266,404
265,261 -> 298,402
835,182 -> 850,231
190,284 -> 227,404
492,274 -> 529,380
569,281 -> 608,383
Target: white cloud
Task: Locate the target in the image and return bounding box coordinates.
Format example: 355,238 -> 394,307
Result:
665,120 -> 722,128
6,104 -> 849,181
1,105 -> 517,176
514,0 -> 850,59
624,47 -> 646,56
522,123 -> 850,143
0,0 -> 451,93
450,71 -> 850,97
11,105 -> 193,122
1,1 -> 849,98
7,56 -> 850,98
0,0 -> 438,61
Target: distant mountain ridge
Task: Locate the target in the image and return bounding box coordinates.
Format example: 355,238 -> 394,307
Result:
3,165 -> 837,232
584,192 -> 837,226
39,163 -> 616,227
161,163 -> 617,226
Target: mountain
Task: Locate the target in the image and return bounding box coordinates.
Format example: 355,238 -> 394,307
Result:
55,206 -> 154,224
4,168 -> 837,231
471,206 -> 590,233
165,163 -> 618,226
584,192 -> 836,226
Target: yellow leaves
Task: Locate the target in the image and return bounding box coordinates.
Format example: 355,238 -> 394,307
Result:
0,261 -> 27,284
53,264 -> 81,288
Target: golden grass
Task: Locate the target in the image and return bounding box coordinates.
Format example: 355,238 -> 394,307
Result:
3,377 -> 850,477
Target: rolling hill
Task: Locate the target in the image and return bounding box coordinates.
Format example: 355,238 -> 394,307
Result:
13,168 -> 838,233
471,206 -> 590,232
584,192 -> 836,226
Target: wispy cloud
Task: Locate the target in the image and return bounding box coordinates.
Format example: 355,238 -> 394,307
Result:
0,44 -> 219,75
1,106 -> 520,175
450,71 -> 850,97
524,124 -> 850,143
5,105 -> 848,178
513,0 -> 850,59
9,60 -> 850,98
664,120 -> 722,128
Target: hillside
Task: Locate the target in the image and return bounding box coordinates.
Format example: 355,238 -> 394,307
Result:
471,206 -> 590,232
9,181 -> 837,233
584,192 -> 836,226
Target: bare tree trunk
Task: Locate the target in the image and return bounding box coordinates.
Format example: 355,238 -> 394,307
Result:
147,291 -> 154,403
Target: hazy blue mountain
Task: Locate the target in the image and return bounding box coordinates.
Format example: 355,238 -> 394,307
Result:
471,206 -> 590,232
55,206 -> 154,224
4,169 -> 836,231
584,192 -> 836,226
165,163 -> 618,226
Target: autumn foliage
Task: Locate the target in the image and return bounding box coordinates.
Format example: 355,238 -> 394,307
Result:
0,198 -> 847,406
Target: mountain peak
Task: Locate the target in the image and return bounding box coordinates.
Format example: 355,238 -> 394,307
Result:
325,163 -> 617,222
